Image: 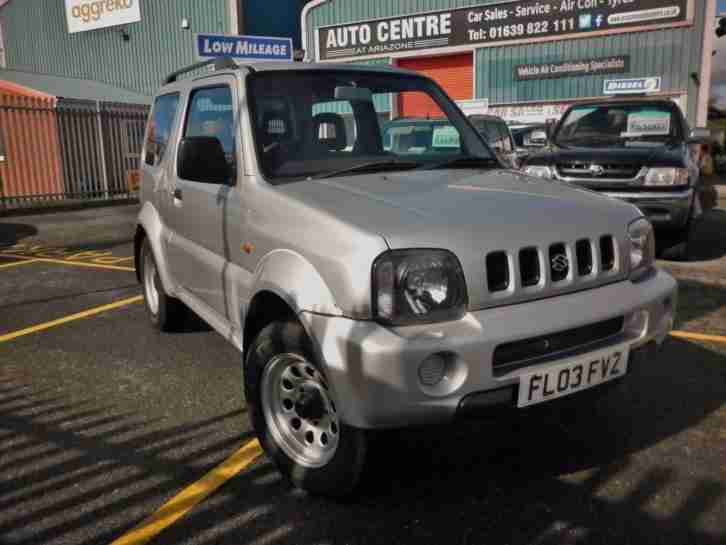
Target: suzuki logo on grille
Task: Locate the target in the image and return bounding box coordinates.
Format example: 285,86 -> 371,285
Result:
588,164 -> 605,177
551,254 -> 569,273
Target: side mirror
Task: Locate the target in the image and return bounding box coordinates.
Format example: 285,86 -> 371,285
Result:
177,137 -> 231,184
688,127 -> 710,144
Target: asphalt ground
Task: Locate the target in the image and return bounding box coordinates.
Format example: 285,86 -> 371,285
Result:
1,204 -> 726,545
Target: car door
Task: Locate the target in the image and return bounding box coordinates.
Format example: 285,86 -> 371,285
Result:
164,78 -> 239,321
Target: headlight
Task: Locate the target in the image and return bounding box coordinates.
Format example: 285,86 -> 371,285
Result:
628,218 -> 655,280
372,249 -> 468,325
523,165 -> 553,179
643,167 -> 688,186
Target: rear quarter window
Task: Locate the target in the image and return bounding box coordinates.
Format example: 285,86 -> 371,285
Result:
145,93 -> 180,166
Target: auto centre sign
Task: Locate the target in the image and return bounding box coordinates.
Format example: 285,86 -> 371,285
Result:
196,34 -> 293,62
64,0 -> 141,34
317,0 -> 690,60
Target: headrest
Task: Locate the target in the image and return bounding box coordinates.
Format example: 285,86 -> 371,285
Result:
312,112 -> 346,151
262,111 -> 289,141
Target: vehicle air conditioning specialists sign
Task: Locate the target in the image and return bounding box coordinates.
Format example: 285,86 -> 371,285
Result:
64,0 -> 141,34
515,55 -> 629,81
196,34 -> 293,62
317,0 -> 690,60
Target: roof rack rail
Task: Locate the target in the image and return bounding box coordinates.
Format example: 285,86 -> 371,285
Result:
164,56 -> 238,85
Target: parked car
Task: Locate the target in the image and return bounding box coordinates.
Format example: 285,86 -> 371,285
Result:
522,99 -> 708,258
468,114 -> 519,168
382,117 -> 466,156
136,58 -> 677,497
509,123 -> 548,162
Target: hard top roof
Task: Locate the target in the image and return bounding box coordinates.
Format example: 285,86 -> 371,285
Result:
162,57 -> 420,88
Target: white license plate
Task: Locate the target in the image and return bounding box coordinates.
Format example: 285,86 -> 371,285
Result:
517,343 -> 629,408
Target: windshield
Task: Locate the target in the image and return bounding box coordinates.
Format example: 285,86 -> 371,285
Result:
555,104 -> 682,148
248,70 -> 493,183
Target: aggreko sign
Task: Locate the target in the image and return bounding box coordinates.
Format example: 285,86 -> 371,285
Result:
65,0 -> 141,34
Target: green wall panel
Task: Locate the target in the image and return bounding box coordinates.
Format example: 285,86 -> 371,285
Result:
1,0 -> 229,98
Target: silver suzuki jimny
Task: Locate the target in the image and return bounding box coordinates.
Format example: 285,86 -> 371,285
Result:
135,58 -> 677,496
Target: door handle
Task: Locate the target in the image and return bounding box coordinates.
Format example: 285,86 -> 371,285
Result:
173,188 -> 183,201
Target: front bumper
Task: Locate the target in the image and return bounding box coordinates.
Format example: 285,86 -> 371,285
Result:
602,189 -> 693,229
300,268 -> 677,429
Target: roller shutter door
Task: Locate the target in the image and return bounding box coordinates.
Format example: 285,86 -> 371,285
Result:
397,53 -> 473,118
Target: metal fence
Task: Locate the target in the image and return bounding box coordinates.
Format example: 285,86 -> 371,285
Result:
0,96 -> 149,211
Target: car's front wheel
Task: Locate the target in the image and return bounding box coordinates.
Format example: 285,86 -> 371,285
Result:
245,320 -> 367,497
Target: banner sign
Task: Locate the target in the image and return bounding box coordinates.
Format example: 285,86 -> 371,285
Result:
318,0 -> 689,60
65,0 -> 141,34
603,76 -> 662,94
515,55 -> 629,81
196,34 -> 293,62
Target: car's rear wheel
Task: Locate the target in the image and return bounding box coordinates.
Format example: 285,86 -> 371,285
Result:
245,320 -> 367,497
140,238 -> 185,331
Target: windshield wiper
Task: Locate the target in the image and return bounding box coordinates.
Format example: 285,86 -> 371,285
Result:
308,159 -> 420,180
417,156 -> 499,170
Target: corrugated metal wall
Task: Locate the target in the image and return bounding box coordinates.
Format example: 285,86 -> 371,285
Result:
476,0 -> 706,121
0,0 -> 229,98
305,0 -> 706,122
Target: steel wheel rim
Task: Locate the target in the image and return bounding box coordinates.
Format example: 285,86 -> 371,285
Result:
143,250 -> 159,316
261,353 -> 340,468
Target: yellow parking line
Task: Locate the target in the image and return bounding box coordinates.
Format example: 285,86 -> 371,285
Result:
110,439 -> 264,545
0,253 -> 135,272
670,330 -> 726,345
0,258 -> 39,269
0,295 -> 143,343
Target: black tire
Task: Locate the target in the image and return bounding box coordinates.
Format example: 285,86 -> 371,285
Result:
244,320 -> 367,498
139,237 -> 186,332
657,218 -> 695,262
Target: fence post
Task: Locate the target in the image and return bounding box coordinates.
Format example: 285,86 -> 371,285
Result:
95,100 -> 109,199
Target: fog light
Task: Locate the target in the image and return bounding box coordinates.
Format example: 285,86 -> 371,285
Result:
419,354 -> 446,387
625,310 -> 649,338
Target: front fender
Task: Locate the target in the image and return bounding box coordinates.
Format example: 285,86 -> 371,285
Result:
136,202 -> 177,297
251,249 -> 342,316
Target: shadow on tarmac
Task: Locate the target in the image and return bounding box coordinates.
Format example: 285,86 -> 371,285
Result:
0,223 -> 38,247
1,326 -> 725,543
659,207 -> 726,263
0,338 -> 716,544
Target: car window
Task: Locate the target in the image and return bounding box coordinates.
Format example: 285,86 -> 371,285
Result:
556,104 -> 681,147
382,121 -> 463,155
470,118 -> 511,153
247,70 -> 492,183
145,93 -> 180,166
183,86 -> 236,176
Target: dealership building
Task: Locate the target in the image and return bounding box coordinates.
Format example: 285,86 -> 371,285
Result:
303,0 -> 716,125
0,0 -> 305,102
